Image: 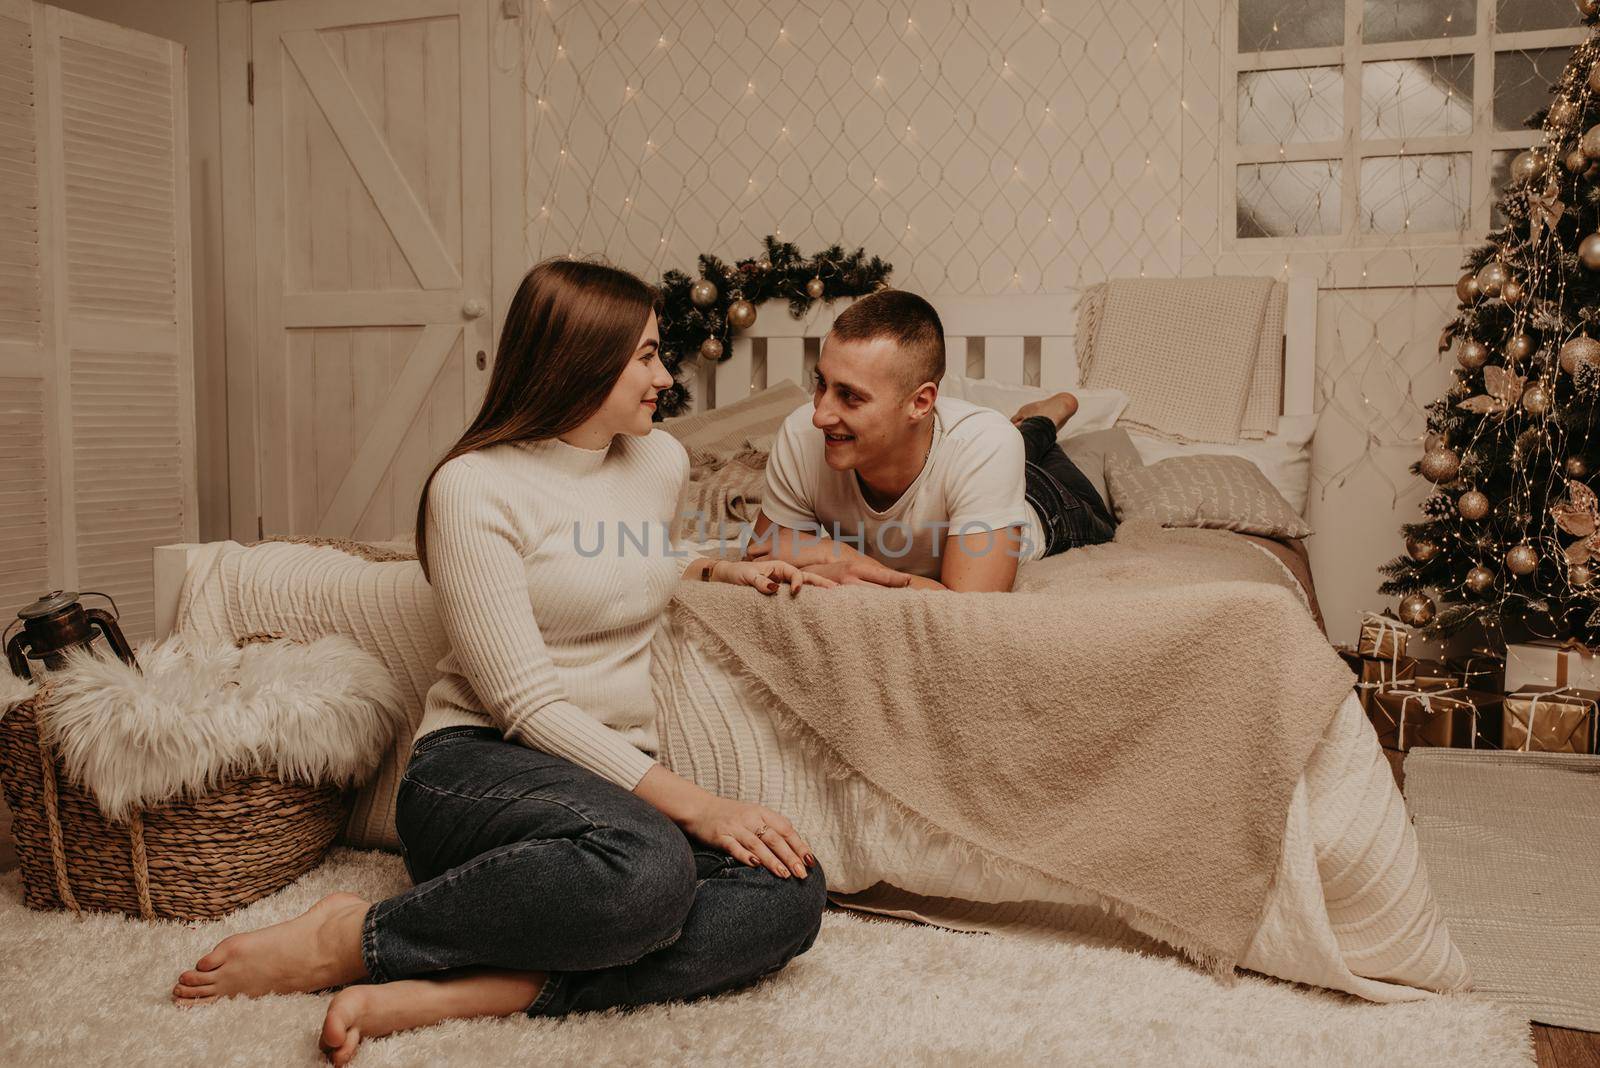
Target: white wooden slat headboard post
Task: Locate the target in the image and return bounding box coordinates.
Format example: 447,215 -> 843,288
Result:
682,280 -> 1319,419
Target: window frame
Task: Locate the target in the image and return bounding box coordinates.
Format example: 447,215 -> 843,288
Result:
1224,0 -> 1586,252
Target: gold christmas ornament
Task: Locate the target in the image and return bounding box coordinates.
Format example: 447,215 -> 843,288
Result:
1406,535 -> 1440,562
1583,0 -> 1600,18
1475,261 -> 1510,298
1398,593 -> 1436,627
1572,562 -> 1595,586
1550,98 -> 1582,127
1506,543 -> 1539,575
689,279 -> 719,308
1522,383 -> 1552,415
757,258 -> 772,271
1457,489 -> 1490,520
1568,455 -> 1591,478
699,337 -> 724,360
1501,278 -> 1525,305
1505,332 -> 1535,362
1560,335 -> 1600,374
1466,565 -> 1495,594
1583,122 -> 1600,158
1568,146 -> 1591,172
727,299 -> 757,331
1456,272 -> 1481,303
1510,150 -> 1544,183
1592,61 -> 1600,94
1582,233 -> 1600,270
1421,446 -> 1461,483
806,277 -> 825,299
1456,338 -> 1490,370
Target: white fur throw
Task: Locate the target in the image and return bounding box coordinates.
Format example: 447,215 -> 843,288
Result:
0,635 -> 405,821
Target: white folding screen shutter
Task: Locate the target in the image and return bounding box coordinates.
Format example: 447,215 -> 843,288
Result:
0,2 -> 195,642
0,1 -> 49,619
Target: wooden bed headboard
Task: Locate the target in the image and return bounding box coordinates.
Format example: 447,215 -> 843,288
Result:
680,275 -> 1319,419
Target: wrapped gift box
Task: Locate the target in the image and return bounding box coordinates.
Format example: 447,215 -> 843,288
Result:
1503,639 -> 1600,693
1443,650 -> 1505,694
1351,655 -> 1455,713
1501,686 -> 1599,754
1357,611 -> 1412,661
1369,687 -> 1502,751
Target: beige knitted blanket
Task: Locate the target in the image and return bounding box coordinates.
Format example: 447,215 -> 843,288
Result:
670,521 -> 1354,975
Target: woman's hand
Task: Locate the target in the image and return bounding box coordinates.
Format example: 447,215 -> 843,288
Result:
680,794 -> 817,879
710,558 -> 838,594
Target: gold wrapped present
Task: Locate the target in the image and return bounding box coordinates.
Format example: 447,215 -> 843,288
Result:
1351,655 -> 1456,713
1357,611 -> 1412,661
1443,649 -> 1505,693
1368,687 -> 1500,751
1501,686 -> 1599,754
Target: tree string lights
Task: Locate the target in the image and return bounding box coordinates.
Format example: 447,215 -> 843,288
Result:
1380,9 -> 1600,644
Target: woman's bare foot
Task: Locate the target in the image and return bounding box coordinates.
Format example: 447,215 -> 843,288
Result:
319,970 -> 547,1066
1011,391 -> 1079,430
172,892 -> 371,1002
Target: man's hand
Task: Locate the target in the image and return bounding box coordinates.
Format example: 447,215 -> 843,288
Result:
801,557 -> 913,587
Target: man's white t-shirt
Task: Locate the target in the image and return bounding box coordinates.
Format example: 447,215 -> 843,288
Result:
758,397 -> 1046,579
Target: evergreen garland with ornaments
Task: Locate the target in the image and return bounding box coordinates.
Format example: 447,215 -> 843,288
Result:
1380,6 -> 1600,644
651,236 -> 892,418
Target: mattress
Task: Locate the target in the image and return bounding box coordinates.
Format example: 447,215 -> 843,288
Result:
174,538 -> 1466,1002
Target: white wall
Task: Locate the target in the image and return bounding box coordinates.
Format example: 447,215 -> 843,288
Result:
522,0 -> 1451,643
46,0 -> 228,543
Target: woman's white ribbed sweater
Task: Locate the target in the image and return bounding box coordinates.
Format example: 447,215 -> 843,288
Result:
416,429 -> 692,789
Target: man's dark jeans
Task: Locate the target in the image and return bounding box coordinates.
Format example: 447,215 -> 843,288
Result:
362,726 -> 827,1016
1016,415 -> 1117,557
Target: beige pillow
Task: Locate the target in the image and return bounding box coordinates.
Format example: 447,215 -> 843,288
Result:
661,380 -> 809,467
1104,454 -> 1312,539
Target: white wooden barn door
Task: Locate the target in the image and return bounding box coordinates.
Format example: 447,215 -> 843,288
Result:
250,0 -> 492,540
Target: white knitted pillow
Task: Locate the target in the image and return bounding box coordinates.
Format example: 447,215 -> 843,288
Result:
1104,454 -> 1311,539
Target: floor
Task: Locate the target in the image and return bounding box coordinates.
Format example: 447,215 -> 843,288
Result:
2,791 -> 1594,1063
1384,748 -> 1598,1068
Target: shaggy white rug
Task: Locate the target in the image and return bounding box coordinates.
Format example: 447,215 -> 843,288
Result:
0,849 -> 1532,1067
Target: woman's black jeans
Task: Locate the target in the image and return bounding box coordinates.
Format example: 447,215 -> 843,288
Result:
361,725 -> 827,1016
1016,415 -> 1117,556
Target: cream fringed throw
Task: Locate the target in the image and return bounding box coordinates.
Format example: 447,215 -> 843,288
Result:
670,521 -> 1355,975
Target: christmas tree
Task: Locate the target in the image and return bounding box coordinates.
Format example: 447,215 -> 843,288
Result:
1380,15 -> 1600,646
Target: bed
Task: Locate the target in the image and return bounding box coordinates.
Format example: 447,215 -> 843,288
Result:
151,278 -> 1469,1005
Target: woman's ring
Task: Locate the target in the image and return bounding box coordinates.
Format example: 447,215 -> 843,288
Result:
755,825 -> 770,836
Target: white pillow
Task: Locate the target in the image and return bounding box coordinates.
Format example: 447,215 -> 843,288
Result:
1125,412 -> 1317,516
938,373 -> 1130,442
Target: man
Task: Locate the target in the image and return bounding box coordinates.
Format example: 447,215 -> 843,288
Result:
746,289 -> 1115,592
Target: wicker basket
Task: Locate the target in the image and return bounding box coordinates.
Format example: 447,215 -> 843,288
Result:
0,634 -> 349,921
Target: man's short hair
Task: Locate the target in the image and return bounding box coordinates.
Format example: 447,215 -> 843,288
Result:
828,289 -> 945,393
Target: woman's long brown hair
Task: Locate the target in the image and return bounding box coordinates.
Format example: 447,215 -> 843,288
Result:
414,258 -> 658,581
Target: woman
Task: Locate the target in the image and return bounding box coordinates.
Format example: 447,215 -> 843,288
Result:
171,259 -> 834,1063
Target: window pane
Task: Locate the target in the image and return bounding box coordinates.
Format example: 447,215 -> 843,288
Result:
1362,57 -> 1474,139
1496,0 -> 1582,33
1238,66 -> 1344,145
1237,160 -> 1342,237
1490,148 -> 1517,228
1495,47 -> 1577,130
1238,0 -> 1343,52
1363,0 -> 1475,43
1359,153 -> 1471,233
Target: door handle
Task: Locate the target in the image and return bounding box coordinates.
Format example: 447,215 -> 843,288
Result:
462,298 -> 488,319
